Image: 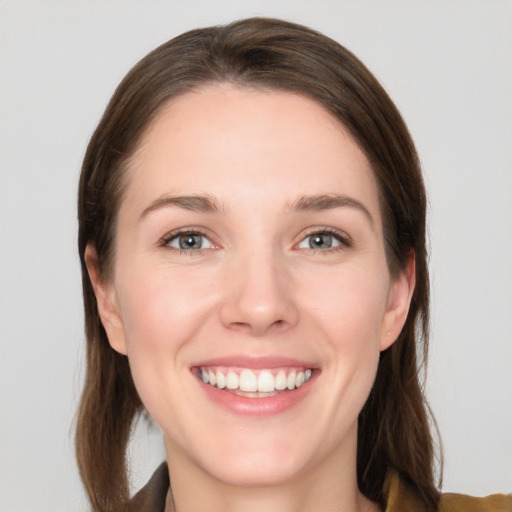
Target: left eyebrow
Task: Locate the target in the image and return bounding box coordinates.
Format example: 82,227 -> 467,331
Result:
138,194 -> 223,221
289,194 -> 374,228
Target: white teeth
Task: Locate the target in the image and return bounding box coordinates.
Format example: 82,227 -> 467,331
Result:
216,370 -> 226,389
239,369 -> 258,392
257,370 -> 275,392
286,370 -> 296,390
226,371 -> 239,389
199,367 -> 313,393
275,370 -> 287,390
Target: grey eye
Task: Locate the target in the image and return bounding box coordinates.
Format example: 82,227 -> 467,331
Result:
298,233 -> 342,250
167,233 -> 213,250
309,234 -> 334,249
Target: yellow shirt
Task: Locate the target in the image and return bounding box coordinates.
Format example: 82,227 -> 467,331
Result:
384,470 -> 512,512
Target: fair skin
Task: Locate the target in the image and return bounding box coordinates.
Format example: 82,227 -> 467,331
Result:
86,85 -> 415,512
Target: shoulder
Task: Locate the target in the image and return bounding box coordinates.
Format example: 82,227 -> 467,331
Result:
384,470 -> 512,512
438,491 -> 512,512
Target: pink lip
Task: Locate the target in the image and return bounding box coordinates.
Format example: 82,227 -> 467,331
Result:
199,381 -> 314,416
191,355 -> 318,416
192,355 -> 317,370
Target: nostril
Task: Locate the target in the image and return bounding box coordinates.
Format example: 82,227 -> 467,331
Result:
227,318 -> 288,336
271,319 -> 286,329
228,321 -> 253,333
219,278 -> 299,335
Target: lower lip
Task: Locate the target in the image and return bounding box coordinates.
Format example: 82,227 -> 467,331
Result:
197,375 -> 315,416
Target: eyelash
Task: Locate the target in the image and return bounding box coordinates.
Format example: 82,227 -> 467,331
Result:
298,227 -> 352,253
159,228 -> 214,255
159,226 -> 352,256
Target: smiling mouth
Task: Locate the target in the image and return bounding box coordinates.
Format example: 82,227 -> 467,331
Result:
196,366 -> 313,397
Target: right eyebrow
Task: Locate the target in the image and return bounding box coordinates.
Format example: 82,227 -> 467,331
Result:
289,193 -> 374,229
138,194 -> 222,221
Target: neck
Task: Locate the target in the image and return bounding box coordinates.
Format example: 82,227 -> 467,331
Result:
166,483 -> 374,512
163,428 -> 380,512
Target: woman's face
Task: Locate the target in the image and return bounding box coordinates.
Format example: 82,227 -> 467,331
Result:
89,85 -> 413,488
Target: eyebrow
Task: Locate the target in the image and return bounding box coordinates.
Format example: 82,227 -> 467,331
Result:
289,194 -> 374,227
139,194 -> 222,220
139,192 -> 374,227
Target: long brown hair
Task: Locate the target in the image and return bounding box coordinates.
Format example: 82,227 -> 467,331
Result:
77,17 -> 440,512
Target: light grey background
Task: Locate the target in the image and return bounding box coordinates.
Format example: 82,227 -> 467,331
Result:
1,1 -> 511,511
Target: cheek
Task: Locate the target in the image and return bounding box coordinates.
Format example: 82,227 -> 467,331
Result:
304,262 -> 389,345
303,264 -> 388,400
113,266 -> 215,392
112,269 -> 218,434
116,264 -> 213,347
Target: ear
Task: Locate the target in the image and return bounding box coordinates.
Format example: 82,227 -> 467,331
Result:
380,251 -> 416,351
84,244 -> 128,355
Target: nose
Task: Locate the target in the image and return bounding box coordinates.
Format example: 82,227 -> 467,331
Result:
219,249 -> 299,336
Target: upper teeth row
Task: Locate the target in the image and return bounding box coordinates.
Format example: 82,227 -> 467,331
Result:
200,368 -> 312,392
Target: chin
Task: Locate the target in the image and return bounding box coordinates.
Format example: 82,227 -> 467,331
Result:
164,422 -> 319,489
198,449 -> 308,488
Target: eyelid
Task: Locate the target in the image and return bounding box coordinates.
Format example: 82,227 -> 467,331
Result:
158,227 -> 217,250
157,226 -> 351,252
295,227 -> 353,250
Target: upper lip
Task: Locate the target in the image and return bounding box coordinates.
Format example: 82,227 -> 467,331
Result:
191,355 -> 318,370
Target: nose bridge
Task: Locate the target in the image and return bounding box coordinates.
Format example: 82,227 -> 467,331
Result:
220,243 -> 297,335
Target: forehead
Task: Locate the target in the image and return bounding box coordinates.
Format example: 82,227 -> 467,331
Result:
122,84 -> 380,221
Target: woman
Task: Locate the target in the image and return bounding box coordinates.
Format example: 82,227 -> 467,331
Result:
76,17 -> 510,512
